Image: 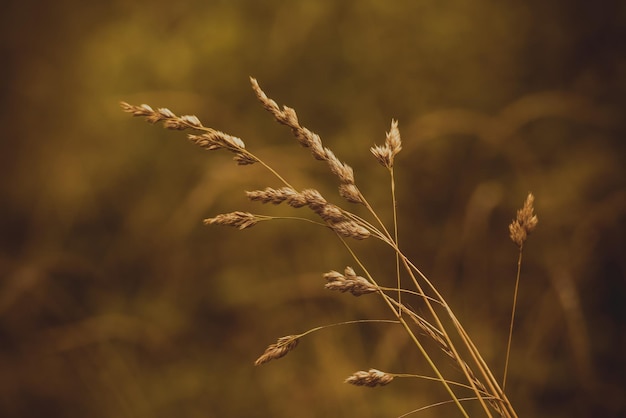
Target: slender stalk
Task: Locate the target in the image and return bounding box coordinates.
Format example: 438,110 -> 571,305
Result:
345,189 -> 494,416
399,255 -> 495,417
402,255 -> 517,417
340,238 -> 471,418
503,247 -> 523,390
390,168 -> 402,316
397,396 -> 501,418
391,372 -> 498,397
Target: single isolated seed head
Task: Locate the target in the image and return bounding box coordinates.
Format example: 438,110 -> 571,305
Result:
345,369 -> 394,387
509,193 -> 538,248
254,335 -> 300,366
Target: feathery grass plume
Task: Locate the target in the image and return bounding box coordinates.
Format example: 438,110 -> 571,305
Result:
203,212 -> 262,230
120,102 -> 256,165
254,335 -> 300,366
121,78 -> 536,418
249,77 -> 365,205
329,220 -> 370,240
371,119 -> 402,168
324,267 -> 378,296
246,187 -> 349,223
345,369 -> 394,387
120,102 -> 203,130
508,193 -> 538,248
246,187 -> 305,206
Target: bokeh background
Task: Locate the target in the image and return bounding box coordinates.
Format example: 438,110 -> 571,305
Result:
1,1 -> 625,417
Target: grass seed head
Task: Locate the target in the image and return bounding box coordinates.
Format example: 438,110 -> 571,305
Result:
345,369 -> 394,387
509,193 -> 538,248
254,335 -> 300,366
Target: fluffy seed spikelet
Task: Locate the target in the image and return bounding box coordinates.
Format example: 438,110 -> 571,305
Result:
188,132 -> 246,152
254,335 -> 300,366
339,183 -> 364,204
371,119 -> 402,168
345,369 -> 394,387
330,221 -> 370,240
246,188 -> 347,222
509,193 -> 538,248
233,153 -> 258,165
324,267 -> 377,296
121,102 -> 256,165
249,78 -> 363,205
250,78 -> 324,158
203,212 -> 259,230
120,102 -> 203,130
246,187 -> 301,205
324,148 -> 355,184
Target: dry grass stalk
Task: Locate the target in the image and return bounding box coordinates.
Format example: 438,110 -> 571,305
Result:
250,77 -> 364,205
345,369 -> 394,387
120,101 -> 255,165
245,187 -> 369,238
121,78 -> 538,418
503,193 -> 539,392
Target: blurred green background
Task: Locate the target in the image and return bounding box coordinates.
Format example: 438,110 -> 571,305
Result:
1,0 -> 625,417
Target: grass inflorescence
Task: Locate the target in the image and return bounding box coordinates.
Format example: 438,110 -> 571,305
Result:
121,78 -> 538,417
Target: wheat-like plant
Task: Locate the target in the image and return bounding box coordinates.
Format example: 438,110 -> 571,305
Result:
121,78 -> 537,417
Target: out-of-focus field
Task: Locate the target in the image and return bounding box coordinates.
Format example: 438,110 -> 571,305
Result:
1,1 -> 624,417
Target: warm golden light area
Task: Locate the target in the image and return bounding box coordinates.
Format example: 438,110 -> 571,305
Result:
1,1 -> 624,417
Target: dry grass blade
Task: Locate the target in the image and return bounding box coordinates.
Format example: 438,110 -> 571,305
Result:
119,78 -> 539,418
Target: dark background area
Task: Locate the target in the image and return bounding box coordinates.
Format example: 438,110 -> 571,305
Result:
1,1 -> 625,417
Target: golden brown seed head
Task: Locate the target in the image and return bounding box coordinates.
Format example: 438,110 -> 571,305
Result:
254,335 -> 300,366
324,267 -> 377,296
509,193 -> 538,248
345,369 -> 394,387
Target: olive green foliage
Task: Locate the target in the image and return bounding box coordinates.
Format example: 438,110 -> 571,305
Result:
1,1 -> 625,417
